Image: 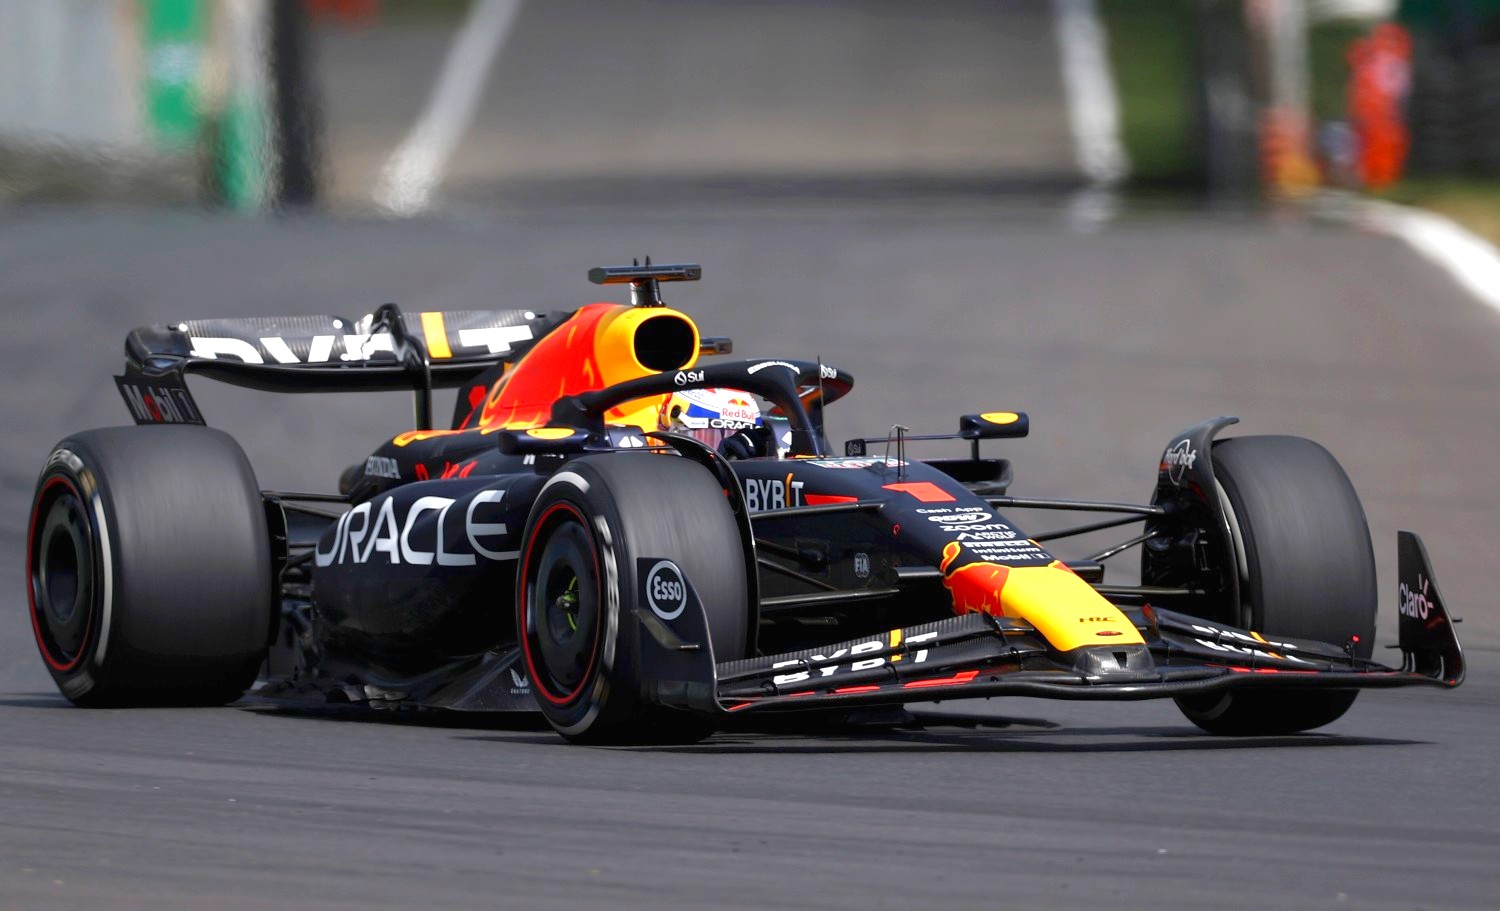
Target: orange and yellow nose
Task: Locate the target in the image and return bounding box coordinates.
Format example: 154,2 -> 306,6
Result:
940,542 -> 1143,650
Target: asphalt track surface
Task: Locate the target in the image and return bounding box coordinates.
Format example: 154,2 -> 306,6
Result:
318,0 -> 1077,204
2,198 -> 1499,910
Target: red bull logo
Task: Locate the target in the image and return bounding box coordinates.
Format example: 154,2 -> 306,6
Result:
940,541 -> 1010,616
719,395 -> 758,425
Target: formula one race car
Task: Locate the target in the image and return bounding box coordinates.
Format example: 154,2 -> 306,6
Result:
27,262 -> 1465,743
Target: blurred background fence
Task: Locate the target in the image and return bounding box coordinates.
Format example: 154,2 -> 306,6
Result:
2,0 -> 1497,218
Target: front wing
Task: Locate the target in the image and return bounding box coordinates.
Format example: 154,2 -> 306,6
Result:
632,531 -> 1464,718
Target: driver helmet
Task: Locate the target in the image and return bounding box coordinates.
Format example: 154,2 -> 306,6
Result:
660,387 -> 762,448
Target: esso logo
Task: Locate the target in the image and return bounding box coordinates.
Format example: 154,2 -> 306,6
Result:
646,561 -> 687,620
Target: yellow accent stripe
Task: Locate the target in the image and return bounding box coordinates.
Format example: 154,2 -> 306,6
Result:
889,628 -> 903,662
421,311 -> 453,359
392,428 -> 460,447
1249,629 -> 1284,659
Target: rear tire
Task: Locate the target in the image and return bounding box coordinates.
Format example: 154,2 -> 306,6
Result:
27,426 -> 273,706
517,453 -> 749,744
1174,435 -> 1376,735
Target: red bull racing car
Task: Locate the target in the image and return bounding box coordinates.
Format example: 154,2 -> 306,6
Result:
27,262 -> 1464,743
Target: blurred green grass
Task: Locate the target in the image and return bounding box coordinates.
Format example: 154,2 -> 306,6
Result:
1099,0 -> 1198,186
1308,19 -> 1364,123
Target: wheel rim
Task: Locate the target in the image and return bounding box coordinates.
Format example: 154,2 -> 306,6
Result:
1213,478 -> 1254,630
28,476 -> 97,672
521,503 -> 603,705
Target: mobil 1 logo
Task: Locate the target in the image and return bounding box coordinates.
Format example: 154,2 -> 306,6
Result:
115,374 -> 204,425
642,559 -> 688,620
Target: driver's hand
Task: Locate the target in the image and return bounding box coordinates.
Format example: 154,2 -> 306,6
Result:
719,427 -> 769,460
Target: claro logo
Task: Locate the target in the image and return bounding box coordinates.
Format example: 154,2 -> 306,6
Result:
1399,576 -> 1433,620
315,490 -> 514,566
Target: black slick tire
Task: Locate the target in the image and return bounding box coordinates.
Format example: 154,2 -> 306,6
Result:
27,426 -> 273,706
516,453 -> 748,744
1175,435 -> 1376,735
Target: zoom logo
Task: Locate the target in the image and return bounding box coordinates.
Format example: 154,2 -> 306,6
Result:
926,510 -> 991,526
645,560 -> 687,620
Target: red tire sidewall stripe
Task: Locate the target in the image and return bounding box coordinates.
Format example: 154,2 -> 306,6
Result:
520,500 -> 605,707
28,473 -> 95,674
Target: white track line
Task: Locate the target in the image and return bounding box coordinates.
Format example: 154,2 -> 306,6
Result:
373,0 -> 524,215
1051,0 -> 1129,186
1358,199 -> 1500,315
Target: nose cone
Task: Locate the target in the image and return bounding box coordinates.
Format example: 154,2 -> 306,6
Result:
940,542 -> 1144,650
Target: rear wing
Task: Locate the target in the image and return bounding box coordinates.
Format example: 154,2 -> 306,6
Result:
116,306 -> 570,428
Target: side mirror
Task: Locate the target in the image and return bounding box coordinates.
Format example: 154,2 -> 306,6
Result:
496,426 -> 591,455
960,411 -> 1029,440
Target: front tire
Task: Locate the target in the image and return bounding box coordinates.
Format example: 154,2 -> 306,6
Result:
1175,435 -> 1376,734
517,453 -> 749,744
27,426 -> 273,706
